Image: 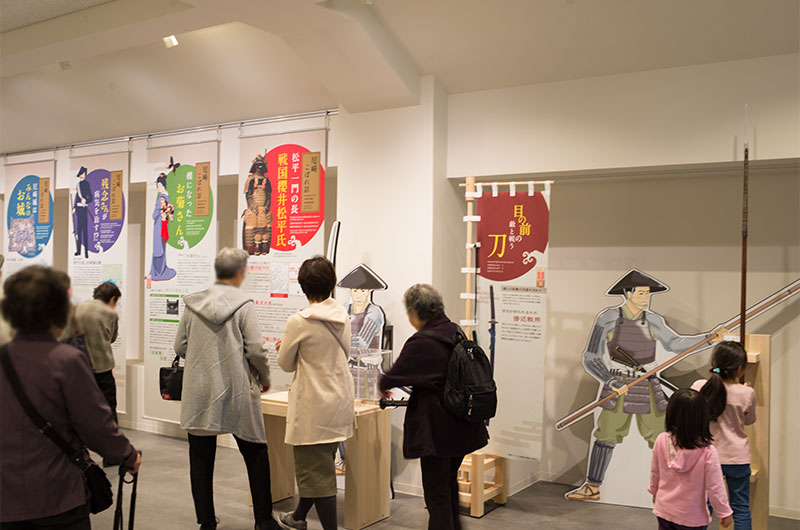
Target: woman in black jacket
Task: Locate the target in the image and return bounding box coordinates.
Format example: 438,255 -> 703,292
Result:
379,284 -> 488,530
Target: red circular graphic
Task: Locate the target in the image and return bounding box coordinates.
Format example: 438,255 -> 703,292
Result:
264,144 -> 325,252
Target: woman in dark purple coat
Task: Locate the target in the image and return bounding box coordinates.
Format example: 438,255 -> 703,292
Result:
379,284 -> 488,530
0,266 -> 141,529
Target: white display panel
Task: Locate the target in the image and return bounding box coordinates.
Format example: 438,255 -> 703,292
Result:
67,152 -> 129,413
3,160 -> 56,277
475,187 -> 551,461
238,130 -> 327,391
142,142 -> 218,423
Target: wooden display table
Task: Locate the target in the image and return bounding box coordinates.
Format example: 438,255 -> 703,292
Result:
261,392 -> 391,530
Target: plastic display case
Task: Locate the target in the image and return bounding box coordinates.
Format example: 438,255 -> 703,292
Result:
349,348 -> 393,403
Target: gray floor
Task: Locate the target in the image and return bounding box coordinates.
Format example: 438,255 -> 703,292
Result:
93,430 -> 799,529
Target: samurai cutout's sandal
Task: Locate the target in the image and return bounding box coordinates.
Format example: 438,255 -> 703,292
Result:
565,482 -> 601,502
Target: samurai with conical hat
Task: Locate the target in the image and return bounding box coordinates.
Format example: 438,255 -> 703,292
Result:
566,269 -> 723,502
338,264 -> 387,351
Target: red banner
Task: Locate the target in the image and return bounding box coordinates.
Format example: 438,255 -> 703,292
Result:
477,192 -> 549,282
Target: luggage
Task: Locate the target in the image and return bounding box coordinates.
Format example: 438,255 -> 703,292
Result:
113,455 -> 140,530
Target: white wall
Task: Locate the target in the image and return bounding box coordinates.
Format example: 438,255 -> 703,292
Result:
445,54 -> 800,517
2,52 -> 797,517
328,78 -> 436,494
448,54 -> 799,177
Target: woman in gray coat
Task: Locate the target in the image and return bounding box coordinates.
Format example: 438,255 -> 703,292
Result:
174,248 -> 278,530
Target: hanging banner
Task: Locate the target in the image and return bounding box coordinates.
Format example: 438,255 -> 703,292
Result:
68,153 -> 130,414
475,188 -> 550,460
3,160 -> 55,277
238,130 -> 326,390
143,142 -> 218,422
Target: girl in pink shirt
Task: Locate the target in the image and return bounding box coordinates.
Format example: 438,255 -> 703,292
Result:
692,341 -> 756,529
649,389 -> 733,529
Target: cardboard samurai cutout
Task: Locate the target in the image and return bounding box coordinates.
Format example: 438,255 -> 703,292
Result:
338,264 -> 387,351
242,153 -> 273,256
566,270 -> 718,502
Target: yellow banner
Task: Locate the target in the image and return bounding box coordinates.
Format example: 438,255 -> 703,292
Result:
301,152 -> 321,213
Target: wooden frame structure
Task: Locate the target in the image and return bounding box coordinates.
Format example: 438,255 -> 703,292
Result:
457,451 -> 510,517
458,176 -> 552,516
742,334 -> 770,530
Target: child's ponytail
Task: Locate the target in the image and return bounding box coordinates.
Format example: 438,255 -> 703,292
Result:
699,341 -> 747,421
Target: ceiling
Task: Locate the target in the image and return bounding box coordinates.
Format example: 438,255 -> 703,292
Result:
0,0 -> 113,33
372,0 -> 800,92
1,0 -> 798,153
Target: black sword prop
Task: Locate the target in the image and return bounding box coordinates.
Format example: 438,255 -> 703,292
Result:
379,398 -> 409,409
489,284 -> 497,375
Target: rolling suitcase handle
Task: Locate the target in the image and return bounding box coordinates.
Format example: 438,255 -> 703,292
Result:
114,451 -> 141,530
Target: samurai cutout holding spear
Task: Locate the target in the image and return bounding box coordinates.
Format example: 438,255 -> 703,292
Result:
566,269 -> 727,502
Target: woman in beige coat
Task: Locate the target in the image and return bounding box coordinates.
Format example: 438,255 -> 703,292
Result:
277,256 -> 354,530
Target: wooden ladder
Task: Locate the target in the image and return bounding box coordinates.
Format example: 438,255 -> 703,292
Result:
457,451 -> 509,517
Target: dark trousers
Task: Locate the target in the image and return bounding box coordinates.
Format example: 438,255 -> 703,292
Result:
75,209 -> 88,256
657,517 -> 707,530
722,464 -> 751,529
1,504 -> 90,530
93,370 -> 117,425
188,434 -> 273,527
420,455 -> 464,530
708,464 -> 751,529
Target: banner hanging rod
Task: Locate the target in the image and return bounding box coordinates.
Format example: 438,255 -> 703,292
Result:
2,109 -> 339,158
458,179 -> 554,187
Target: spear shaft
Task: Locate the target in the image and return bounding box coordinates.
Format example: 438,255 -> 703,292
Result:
740,104 -> 749,344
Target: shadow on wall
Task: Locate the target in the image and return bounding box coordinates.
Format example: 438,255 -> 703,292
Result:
550,167 -> 799,259
663,297 -> 800,388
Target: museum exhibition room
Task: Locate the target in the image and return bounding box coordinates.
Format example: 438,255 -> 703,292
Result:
0,1 -> 798,529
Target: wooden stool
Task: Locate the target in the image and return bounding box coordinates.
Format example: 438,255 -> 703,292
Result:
457,451 -> 509,517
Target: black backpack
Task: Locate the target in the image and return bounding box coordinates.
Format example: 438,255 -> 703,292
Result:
418,329 -> 497,423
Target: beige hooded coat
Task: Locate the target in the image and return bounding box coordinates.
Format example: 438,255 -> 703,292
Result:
278,298 -> 354,446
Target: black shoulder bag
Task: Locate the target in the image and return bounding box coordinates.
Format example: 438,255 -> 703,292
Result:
159,355 -> 183,401
0,345 -> 113,514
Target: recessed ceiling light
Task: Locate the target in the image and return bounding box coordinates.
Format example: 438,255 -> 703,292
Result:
163,35 -> 179,48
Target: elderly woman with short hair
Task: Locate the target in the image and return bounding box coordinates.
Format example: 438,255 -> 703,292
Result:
175,248 -> 279,530
1,266 -> 140,528
379,284 -> 488,530
276,256 -> 354,530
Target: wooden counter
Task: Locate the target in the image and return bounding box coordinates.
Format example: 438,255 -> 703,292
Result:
261,392 -> 391,530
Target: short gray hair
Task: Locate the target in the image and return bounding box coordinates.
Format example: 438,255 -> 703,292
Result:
403,284 -> 445,322
215,248 -> 249,279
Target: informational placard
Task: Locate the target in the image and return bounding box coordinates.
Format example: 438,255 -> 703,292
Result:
238,130 -> 326,390
3,160 -> 55,277
68,153 -> 130,413
475,188 -> 550,460
143,142 -> 218,423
